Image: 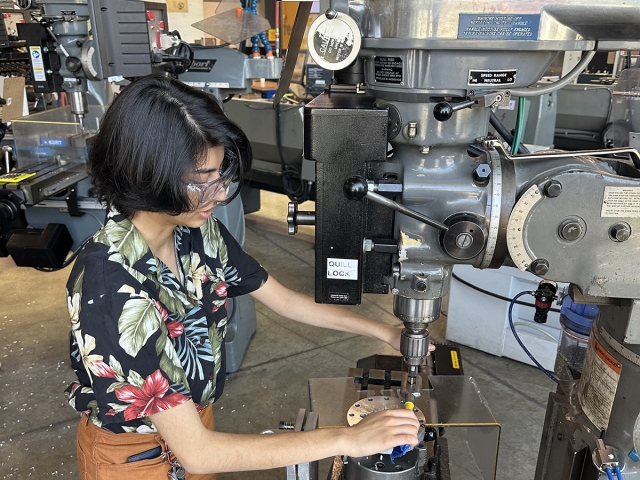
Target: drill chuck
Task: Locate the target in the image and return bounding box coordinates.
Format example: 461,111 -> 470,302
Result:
400,329 -> 430,366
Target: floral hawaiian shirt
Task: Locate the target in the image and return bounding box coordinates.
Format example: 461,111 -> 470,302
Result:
64,211 -> 268,433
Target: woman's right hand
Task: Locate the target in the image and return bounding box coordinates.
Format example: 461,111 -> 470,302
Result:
337,409 -> 421,458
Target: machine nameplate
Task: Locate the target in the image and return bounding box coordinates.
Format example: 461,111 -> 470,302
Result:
41,138 -> 67,147
458,14 -> 540,40
326,258 -> 358,280
468,69 -> 517,87
601,186 -> 640,217
188,59 -> 217,73
328,292 -> 350,302
578,336 -> 622,432
374,57 -> 403,84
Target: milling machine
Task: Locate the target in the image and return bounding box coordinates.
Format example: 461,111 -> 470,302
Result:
283,1 -> 640,478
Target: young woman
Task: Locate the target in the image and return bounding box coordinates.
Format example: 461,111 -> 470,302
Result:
64,74 -> 422,479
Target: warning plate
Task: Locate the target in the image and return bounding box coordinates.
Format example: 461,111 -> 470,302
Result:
601,186 -> 640,217
578,336 -> 622,432
468,69 -> 517,87
458,14 -> 540,40
374,56 -> 403,84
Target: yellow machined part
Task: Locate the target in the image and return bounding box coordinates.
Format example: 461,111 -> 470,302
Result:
404,401 -> 415,410
0,172 -> 36,183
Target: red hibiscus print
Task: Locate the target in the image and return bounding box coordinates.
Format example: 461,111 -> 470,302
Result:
215,282 -> 227,297
212,299 -> 228,314
166,320 -> 184,339
91,361 -> 117,378
155,302 -> 169,322
114,369 -> 189,420
202,272 -> 210,283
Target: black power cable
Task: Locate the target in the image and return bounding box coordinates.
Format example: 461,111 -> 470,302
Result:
489,111 -> 531,154
34,235 -> 92,272
452,272 -> 561,313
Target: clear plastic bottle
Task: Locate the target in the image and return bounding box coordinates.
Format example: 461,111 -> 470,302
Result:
554,295 -> 600,381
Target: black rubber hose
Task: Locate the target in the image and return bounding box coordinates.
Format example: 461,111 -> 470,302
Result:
490,111 -> 530,154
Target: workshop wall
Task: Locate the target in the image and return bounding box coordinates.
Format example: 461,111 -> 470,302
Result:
157,0 -> 268,44
155,0 -> 206,43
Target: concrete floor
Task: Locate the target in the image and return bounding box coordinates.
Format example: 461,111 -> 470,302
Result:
0,191 -> 556,480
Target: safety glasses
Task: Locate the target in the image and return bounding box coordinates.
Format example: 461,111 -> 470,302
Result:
186,157 -> 238,206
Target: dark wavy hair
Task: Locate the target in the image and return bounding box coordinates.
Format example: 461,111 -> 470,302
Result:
88,74 -> 252,217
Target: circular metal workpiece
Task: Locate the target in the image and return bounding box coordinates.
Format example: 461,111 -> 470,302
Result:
308,12 -> 362,71
440,213 -> 488,260
346,449 -> 422,479
347,396 -> 426,427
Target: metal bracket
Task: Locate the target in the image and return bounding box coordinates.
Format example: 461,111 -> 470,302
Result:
65,185 -> 85,217
469,90 -> 512,108
285,409 -> 319,480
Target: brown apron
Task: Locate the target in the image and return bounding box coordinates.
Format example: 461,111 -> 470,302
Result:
76,405 -> 217,480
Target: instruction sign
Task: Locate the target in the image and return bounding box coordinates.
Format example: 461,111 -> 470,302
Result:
578,336 -> 622,432
601,186 -> 640,217
374,57 -> 403,84
458,14 -> 540,40
326,258 -> 358,281
29,46 -> 46,82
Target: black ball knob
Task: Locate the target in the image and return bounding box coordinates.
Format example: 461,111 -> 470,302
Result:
433,102 -> 453,122
343,176 -> 368,200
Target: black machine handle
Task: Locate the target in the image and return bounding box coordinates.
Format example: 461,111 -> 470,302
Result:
343,176 -> 449,232
433,99 -> 477,122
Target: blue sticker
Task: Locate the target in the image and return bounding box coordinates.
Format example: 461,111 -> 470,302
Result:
41,138 -> 67,147
458,14 -> 540,40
